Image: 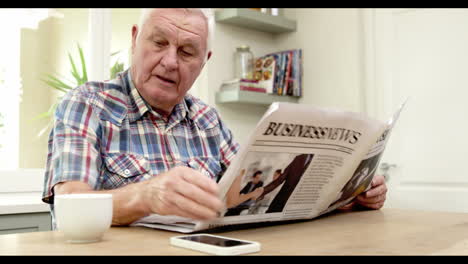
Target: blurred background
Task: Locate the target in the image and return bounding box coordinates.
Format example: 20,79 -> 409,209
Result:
1,8 -> 467,218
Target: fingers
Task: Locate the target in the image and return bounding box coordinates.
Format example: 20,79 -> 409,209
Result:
364,176 -> 387,198
155,194 -> 209,220
356,200 -> 385,210
180,168 -> 220,196
357,192 -> 386,204
355,175 -> 387,210
174,175 -> 222,213
170,191 -> 221,220
338,201 -> 356,211
147,166 -> 223,220
371,174 -> 385,188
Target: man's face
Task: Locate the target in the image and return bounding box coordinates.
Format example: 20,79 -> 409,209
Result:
253,173 -> 262,184
131,9 -> 209,115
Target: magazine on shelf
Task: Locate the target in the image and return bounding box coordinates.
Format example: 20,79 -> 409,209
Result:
131,101 -> 406,233
254,55 -> 276,94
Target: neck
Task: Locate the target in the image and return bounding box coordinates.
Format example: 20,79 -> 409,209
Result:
152,106 -> 172,120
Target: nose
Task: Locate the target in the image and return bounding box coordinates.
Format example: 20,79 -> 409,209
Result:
160,47 -> 178,72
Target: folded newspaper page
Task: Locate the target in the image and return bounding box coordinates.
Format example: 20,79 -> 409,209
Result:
131,102 -> 405,233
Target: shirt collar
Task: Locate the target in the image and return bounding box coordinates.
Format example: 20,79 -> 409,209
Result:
123,70 -> 150,122
169,98 -> 189,124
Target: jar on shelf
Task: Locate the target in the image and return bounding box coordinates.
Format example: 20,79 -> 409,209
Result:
261,8 -> 280,16
260,8 -> 271,14
234,45 -> 254,80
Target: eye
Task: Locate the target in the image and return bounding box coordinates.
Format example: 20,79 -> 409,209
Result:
179,49 -> 193,56
153,40 -> 167,47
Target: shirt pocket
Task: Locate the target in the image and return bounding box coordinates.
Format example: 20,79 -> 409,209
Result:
102,153 -> 151,187
186,157 -> 222,180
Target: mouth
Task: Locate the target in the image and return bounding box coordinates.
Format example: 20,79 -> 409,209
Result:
156,74 -> 176,85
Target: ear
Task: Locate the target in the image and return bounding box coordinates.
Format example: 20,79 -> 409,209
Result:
201,51 -> 213,69
131,25 -> 139,54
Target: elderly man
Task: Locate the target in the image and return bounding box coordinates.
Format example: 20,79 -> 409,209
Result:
42,8 -> 387,227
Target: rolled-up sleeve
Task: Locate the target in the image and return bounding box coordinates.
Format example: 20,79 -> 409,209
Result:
42,90 -> 102,204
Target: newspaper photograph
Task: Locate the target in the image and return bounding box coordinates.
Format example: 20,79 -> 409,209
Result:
131,102 -> 405,233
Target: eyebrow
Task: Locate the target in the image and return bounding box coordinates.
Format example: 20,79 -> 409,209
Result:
150,25 -> 202,44
149,27 -> 167,40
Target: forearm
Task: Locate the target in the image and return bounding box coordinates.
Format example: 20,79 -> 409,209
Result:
237,193 -> 252,205
226,193 -> 247,208
108,181 -> 151,226
54,181 -> 150,226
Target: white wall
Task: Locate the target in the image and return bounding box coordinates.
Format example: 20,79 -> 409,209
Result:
209,8 -> 365,145
278,8 -> 364,112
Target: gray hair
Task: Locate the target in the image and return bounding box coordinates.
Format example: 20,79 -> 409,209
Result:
138,8 -> 215,62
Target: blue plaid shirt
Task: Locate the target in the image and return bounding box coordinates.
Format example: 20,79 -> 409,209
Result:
42,69 -> 239,204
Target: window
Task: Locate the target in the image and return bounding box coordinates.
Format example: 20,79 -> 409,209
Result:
0,8 -> 141,192
0,9 -> 92,191
0,9 -> 61,170
0,8 -> 208,193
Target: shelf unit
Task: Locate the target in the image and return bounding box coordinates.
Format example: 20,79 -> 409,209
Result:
215,9 -> 299,106
215,8 -> 297,34
215,90 -> 299,106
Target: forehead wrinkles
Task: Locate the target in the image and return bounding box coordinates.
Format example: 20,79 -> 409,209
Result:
153,11 -> 207,43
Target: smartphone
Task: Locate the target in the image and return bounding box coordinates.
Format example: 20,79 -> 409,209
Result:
170,234 -> 261,255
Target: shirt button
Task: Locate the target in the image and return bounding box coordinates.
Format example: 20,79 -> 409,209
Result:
124,169 -> 131,175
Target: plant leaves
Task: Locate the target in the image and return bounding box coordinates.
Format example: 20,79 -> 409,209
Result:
37,118 -> 54,138
68,52 -> 81,85
42,74 -> 73,92
78,44 -> 88,83
34,100 -> 60,122
110,50 -> 121,57
37,44 -> 126,125
42,80 -> 68,93
110,61 -> 124,79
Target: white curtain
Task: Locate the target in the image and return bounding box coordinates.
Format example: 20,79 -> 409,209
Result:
0,8 -> 62,169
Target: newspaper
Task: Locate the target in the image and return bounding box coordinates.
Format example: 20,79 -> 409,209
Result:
131,102 -> 405,233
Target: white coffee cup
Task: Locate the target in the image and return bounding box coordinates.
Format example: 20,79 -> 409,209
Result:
54,193 -> 113,243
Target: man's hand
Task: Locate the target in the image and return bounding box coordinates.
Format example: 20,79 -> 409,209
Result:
250,187 -> 264,200
355,174 -> 387,210
143,166 -> 223,220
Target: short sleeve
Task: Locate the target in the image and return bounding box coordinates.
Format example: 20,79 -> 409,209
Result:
42,90 -> 103,204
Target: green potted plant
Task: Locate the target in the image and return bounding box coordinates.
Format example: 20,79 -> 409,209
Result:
37,44 -> 125,136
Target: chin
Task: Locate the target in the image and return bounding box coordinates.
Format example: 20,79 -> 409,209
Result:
149,90 -> 180,107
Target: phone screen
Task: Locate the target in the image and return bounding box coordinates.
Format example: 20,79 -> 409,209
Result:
179,235 -> 251,247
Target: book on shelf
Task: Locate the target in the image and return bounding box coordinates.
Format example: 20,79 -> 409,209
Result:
254,49 -> 303,97
220,78 -> 267,93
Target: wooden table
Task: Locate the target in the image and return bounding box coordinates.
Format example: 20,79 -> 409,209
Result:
2,208 -> 468,255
